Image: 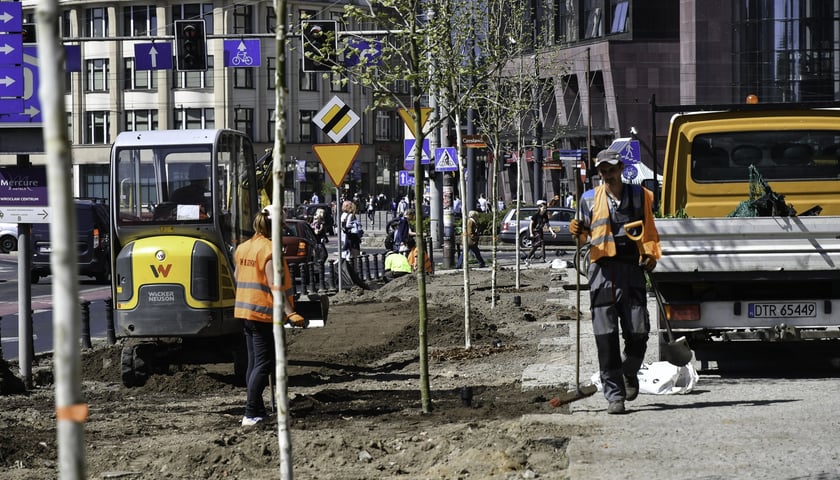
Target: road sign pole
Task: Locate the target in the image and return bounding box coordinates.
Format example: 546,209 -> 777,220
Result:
16,154 -> 33,389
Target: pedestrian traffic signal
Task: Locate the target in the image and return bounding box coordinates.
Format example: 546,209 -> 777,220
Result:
301,20 -> 337,72
175,20 -> 207,71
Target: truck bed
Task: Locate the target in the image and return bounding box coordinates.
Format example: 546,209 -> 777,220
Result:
653,215 -> 840,278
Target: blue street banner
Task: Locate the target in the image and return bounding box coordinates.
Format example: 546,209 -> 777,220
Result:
296,160 -> 306,181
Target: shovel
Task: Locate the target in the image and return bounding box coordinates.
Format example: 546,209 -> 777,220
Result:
549,180 -> 598,409
624,220 -> 693,367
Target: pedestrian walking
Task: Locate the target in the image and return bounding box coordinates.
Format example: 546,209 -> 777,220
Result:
366,194 -> 376,226
522,200 -> 556,264
569,149 -> 661,415
340,200 -> 363,259
310,208 -> 328,245
393,208 -> 416,254
456,210 -> 487,268
234,206 -> 307,428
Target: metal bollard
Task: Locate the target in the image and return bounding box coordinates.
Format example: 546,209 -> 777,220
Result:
80,300 -> 92,349
372,253 -> 381,279
363,254 -> 371,280
318,261 -> 327,292
105,297 -> 116,345
300,263 -> 309,295
329,260 -> 338,290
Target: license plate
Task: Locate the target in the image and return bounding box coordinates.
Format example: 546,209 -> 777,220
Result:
39,246 -> 52,253
748,302 -> 817,318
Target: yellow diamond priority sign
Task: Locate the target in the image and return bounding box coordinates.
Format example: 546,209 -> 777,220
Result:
314,96 -> 360,143
313,144 -> 361,185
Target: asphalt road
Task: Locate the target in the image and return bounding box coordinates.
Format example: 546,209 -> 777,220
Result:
0,253 -> 112,361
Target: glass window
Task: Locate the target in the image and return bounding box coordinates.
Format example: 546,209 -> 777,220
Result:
234,108 -> 254,138
583,0 -> 603,40
267,109 -> 276,142
267,57 -> 276,89
173,55 -> 214,88
86,59 -> 109,92
299,68 -> 318,91
125,110 -> 159,131
234,67 -> 253,88
173,108 -> 215,129
81,165 -> 109,199
61,11 -> 72,38
123,5 -> 157,36
233,5 -> 253,34
85,111 -> 110,144
610,1 -> 628,34
266,7 -> 276,33
299,110 -> 316,142
85,8 -> 108,37
331,72 -> 348,92
171,3 -> 214,32
375,110 -> 392,141
124,59 -> 157,90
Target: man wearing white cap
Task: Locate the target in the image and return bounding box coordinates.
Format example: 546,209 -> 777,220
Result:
569,149 -> 661,415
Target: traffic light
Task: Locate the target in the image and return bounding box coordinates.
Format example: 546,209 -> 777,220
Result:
21,24 -> 36,44
175,20 -> 207,71
301,20 -> 337,72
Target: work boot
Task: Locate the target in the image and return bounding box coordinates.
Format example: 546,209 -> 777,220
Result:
607,400 -> 626,414
624,374 -> 639,402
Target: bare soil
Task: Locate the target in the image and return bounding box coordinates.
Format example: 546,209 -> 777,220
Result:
0,266 -> 592,479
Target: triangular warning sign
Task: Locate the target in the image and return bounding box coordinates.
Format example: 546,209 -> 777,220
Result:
435,147 -> 458,171
313,144 -> 361,186
398,107 -> 433,139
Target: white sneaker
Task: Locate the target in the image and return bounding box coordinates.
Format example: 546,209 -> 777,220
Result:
241,416 -> 264,427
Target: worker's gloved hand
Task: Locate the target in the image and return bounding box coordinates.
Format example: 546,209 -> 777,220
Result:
569,219 -> 583,236
640,255 -> 657,272
286,312 -> 308,328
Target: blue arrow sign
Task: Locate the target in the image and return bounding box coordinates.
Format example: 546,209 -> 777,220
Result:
0,46 -> 39,123
134,43 -> 173,70
0,3 -> 23,33
0,66 -> 23,97
398,170 -> 416,186
224,39 -> 261,67
0,34 -> 22,66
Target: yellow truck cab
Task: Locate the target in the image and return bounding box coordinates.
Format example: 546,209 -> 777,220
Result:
659,104 -> 840,217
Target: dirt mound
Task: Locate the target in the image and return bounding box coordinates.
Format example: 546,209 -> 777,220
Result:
0,267 -> 586,480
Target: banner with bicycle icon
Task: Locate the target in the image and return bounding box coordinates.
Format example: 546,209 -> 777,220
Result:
223,39 -> 261,67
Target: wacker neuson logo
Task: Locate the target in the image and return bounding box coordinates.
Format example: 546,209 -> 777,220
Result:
150,264 -> 173,278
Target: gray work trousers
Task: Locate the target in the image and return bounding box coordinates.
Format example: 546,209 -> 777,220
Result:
588,259 -> 650,401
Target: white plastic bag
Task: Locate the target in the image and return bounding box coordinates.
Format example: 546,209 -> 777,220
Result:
637,361 -> 699,395
589,361 -> 699,395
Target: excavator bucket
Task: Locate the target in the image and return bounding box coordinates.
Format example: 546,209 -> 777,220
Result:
290,294 -> 329,328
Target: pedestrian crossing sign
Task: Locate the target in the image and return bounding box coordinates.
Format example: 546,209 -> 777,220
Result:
434,147 -> 458,172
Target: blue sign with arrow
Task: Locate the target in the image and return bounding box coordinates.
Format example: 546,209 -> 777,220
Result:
134,43 -> 173,70
0,34 -> 23,66
0,3 -> 23,34
224,39 -> 261,67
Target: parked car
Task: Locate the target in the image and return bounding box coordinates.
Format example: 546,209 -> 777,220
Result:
282,219 -> 328,266
31,199 -> 111,283
0,223 -> 18,253
498,206 -> 576,248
